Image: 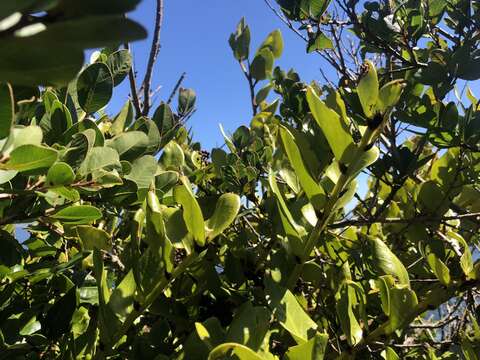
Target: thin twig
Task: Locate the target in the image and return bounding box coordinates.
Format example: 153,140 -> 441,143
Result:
142,0 -> 164,116
167,72 -> 187,105
123,40 -> 142,116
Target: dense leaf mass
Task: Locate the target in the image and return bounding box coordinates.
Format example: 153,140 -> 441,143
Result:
0,0 -> 480,359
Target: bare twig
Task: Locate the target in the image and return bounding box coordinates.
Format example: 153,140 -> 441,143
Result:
167,72 -> 187,105
142,0 -> 164,116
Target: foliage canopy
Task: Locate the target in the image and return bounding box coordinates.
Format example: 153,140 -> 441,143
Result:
0,0 -> 480,359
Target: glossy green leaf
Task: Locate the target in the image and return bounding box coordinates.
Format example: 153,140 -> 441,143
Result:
336,283 -> 363,346
258,29 -> 284,58
307,31 -> 333,53
178,88 -> 196,115
77,63 -> 113,113
208,343 -> 264,360
376,80 -> 405,112
225,302 -> 270,351
110,100 -> 133,136
266,280 -> 317,344
0,83 -> 14,139
124,155 -> 158,189
78,149 -> 118,181
174,177 -> 206,247
250,48 -> 274,81
279,125 -> 326,210
77,225 -> 111,251
106,49 -> 132,86
46,162 -> 75,186
107,131 -> 149,161
357,60 -> 379,118
51,205 -> 102,225
71,306 -> 90,339
160,141 -> 185,170
206,193 -> 241,241
306,87 -> 354,162
427,253 -> 451,286
370,238 -> 410,286
285,333 -> 328,360
108,270 -> 136,322
229,17 -> 250,61
387,286 -> 418,333
383,346 -> 400,360
2,144 -> 57,172
146,190 -> 174,273
418,180 -> 445,213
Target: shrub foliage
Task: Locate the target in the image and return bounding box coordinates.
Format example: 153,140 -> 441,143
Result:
0,0 -> 479,359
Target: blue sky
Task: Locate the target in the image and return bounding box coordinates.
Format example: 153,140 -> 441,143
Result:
110,0 -> 333,149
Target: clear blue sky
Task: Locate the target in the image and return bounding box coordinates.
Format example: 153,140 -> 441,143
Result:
110,0 -> 332,149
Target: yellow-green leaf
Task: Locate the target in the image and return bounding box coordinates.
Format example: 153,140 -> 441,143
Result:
358,60 -> 379,118
174,176 -> 206,246
306,87 -> 354,163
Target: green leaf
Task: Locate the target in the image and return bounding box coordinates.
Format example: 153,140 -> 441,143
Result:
229,17 -> 251,61
304,0 -> 332,18
174,177 -> 206,247
206,193 -> 241,242
160,141 -> 185,170
279,126 -> 326,210
108,270 -> 136,322
0,83 -> 14,139
2,144 -> 57,172
0,38 -> 84,86
124,155 -> 158,189
376,80 -> 405,112
418,180 -> 445,214
51,205 -> 102,225
107,131 -> 149,161
29,16 -> 146,49
370,238 -> 410,286
1,125 -> 43,156
383,346 -> 400,360
258,29 -> 284,59
307,31 -> 333,53
306,87 -> 354,163
46,162 -> 75,186
336,283 -> 363,346
106,49 -> 132,86
76,225 -> 111,251
225,302 -> 271,351
146,190 -> 174,273
250,48 -> 274,81
357,60 -> 379,118
78,147 -> 121,179
178,88 -> 196,115
153,102 -> 175,139
110,100 -> 134,136
77,62 -> 113,113
265,280 -> 317,344
255,83 -> 273,105
426,253 -> 451,286
41,286 -> 78,340
268,172 -> 306,257
285,333 -> 328,360
208,343 -> 264,360
387,286 -> 418,333
71,306 -> 90,339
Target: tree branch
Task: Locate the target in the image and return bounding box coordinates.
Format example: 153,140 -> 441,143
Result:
142,0 -> 164,116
